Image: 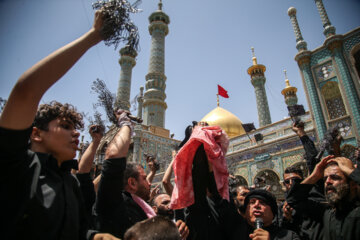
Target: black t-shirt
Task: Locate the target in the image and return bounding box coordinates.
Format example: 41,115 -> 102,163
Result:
0,126 -> 94,240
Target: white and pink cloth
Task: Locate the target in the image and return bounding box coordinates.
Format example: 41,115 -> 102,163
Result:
170,126 -> 230,210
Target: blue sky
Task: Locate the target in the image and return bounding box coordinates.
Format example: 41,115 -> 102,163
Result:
0,0 -> 359,142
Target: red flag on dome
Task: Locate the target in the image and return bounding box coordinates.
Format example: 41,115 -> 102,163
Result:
217,85 -> 229,98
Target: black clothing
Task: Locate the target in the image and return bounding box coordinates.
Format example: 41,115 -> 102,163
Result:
94,158 -> 148,239
286,168 -> 360,240
244,223 -> 301,240
300,135 -> 318,174
0,126 -> 95,240
185,144 -> 225,240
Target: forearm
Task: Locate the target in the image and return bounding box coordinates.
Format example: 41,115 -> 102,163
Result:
0,29 -> 102,130
105,126 -> 131,159
162,160 -> 174,195
146,171 -> 156,184
300,135 -> 318,173
96,158 -> 126,216
301,172 -> 320,185
78,140 -> 101,173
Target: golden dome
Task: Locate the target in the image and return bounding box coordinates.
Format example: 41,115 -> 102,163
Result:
201,107 -> 246,138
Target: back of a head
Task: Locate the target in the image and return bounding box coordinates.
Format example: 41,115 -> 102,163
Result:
124,216 -> 181,240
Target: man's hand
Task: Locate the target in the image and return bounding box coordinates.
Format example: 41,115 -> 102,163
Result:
329,157 -> 355,176
89,124 -> 104,143
302,155 -> 334,184
292,123 -> 306,137
147,157 -> 158,173
93,233 -> 120,240
249,228 -> 270,240
93,10 -> 105,37
282,201 -> 293,221
176,220 -> 189,240
149,184 -> 160,202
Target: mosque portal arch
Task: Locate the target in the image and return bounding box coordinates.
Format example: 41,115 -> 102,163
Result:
253,169 -> 283,200
234,175 -> 248,187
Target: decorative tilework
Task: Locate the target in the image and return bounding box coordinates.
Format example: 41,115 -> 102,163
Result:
333,49 -> 360,135
302,63 -> 327,139
343,32 -> 360,54
310,48 -> 332,66
282,153 -> 303,169
314,61 -> 335,82
234,167 -> 248,181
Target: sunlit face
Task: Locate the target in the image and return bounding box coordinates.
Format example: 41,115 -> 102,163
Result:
236,186 -> 250,207
35,118 -> 80,164
245,198 -> 274,227
154,194 -> 174,219
283,173 -> 303,191
134,167 -> 151,201
324,165 -> 349,206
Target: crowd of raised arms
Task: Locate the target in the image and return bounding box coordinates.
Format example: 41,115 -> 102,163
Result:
1,10 -> 359,240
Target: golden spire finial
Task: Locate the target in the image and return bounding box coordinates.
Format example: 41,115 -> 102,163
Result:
251,47 -> 257,65
158,0 -> 163,11
281,69 -> 298,96
216,94 -> 220,107
284,69 -> 290,87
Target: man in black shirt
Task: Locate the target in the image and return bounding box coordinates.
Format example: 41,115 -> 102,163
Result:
0,10 -> 118,240
287,156 -> 360,239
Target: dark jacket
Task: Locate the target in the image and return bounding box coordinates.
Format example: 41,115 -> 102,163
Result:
287,167 -> 360,240
94,158 -> 148,239
0,127 -> 95,240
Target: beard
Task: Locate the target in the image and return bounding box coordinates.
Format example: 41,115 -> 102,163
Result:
156,207 -> 175,219
136,186 -> 150,202
325,183 -> 350,207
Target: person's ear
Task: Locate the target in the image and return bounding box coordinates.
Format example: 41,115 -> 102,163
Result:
31,127 -> 43,143
128,177 -> 137,190
152,205 -> 158,213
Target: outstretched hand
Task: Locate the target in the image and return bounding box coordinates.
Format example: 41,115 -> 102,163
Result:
292,123 -> 306,137
89,124 -> 104,142
93,10 -> 105,38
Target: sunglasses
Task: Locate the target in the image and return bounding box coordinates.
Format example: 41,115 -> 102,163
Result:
283,177 -> 302,185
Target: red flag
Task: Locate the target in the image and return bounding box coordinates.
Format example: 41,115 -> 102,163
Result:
218,85 -> 229,98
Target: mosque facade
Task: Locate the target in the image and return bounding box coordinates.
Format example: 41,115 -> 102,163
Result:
95,0 -> 360,199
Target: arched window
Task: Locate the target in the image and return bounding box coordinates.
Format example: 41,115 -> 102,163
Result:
354,49 -> 360,79
320,81 -> 347,120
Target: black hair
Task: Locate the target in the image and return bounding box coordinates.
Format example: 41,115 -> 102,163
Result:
124,216 -> 181,240
124,162 -> 142,186
33,101 -> 84,131
284,165 -> 304,179
177,121 -> 198,150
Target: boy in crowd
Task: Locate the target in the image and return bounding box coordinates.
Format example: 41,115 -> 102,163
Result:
0,10 -> 118,240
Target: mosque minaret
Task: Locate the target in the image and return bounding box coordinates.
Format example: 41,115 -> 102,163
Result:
114,46 -> 137,110
143,0 -> 170,128
247,47 -> 272,128
281,70 -> 298,107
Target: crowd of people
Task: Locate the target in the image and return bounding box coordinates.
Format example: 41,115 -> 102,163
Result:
1,10 -> 360,240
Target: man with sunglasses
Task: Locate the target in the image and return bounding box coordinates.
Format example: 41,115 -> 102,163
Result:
279,166 -> 304,237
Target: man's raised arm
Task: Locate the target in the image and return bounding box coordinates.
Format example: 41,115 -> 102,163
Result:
0,11 -> 104,130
